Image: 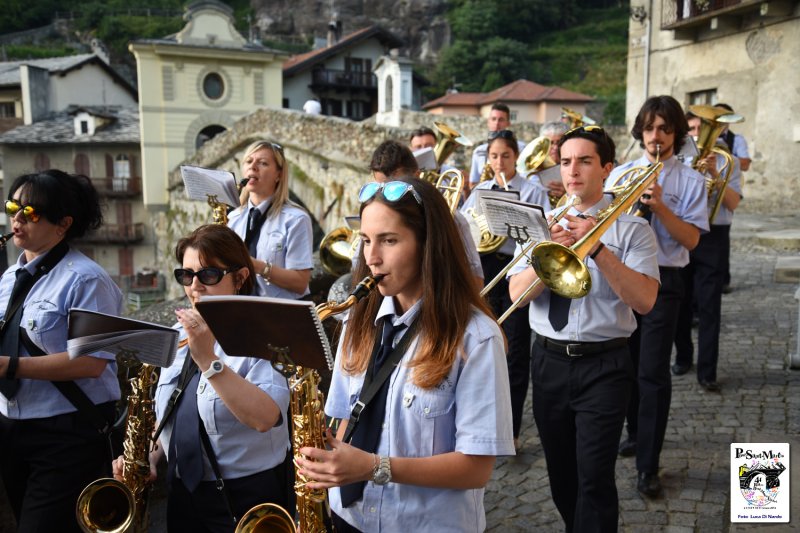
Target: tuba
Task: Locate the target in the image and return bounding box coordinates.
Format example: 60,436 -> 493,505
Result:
236,275 -> 384,533
561,107 -> 596,129
498,161 -> 663,324
76,362 -> 158,533
688,105 -> 743,223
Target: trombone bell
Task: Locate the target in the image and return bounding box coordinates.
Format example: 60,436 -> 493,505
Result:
531,243 -> 591,299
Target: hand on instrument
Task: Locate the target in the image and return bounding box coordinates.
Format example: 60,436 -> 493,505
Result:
112,454 -> 157,484
699,153 -> 718,178
562,213 -> 596,242
175,308 -> 216,368
549,219 -> 575,247
296,428 -> 375,490
639,182 -> 665,214
546,181 -> 566,198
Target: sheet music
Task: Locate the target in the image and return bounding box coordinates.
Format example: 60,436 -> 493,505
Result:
344,215 -> 361,231
530,164 -> 562,187
180,165 -> 239,206
470,189 -> 520,216
478,196 -> 549,245
413,147 -> 437,171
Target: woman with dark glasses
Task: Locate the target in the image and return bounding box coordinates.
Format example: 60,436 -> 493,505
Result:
112,224 -> 291,531
460,129 -> 549,452
0,169 -> 123,532
296,177 -> 514,532
227,140 -> 313,299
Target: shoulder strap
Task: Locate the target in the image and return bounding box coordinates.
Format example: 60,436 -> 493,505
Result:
152,348 -> 197,443
20,329 -> 111,434
198,416 -> 238,525
342,319 -> 419,444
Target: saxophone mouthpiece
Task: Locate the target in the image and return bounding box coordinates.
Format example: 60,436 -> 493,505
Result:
349,274 -> 385,302
0,232 -> 13,249
238,178 -> 249,190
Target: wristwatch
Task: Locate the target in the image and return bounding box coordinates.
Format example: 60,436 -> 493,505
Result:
372,456 -> 392,485
202,360 -> 225,379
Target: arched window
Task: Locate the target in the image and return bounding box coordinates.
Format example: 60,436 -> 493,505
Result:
195,125 -> 227,150
74,153 -> 90,176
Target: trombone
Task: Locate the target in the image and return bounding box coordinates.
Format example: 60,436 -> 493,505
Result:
480,195 -> 579,298
497,161 -> 663,324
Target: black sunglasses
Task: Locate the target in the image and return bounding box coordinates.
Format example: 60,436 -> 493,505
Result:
563,124 -> 606,138
174,266 -> 241,287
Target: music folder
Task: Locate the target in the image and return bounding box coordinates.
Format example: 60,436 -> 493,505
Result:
180,164 -> 239,207
195,295 -> 332,370
67,309 -> 179,368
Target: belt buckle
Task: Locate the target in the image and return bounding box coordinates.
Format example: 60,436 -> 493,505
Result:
566,344 -> 583,357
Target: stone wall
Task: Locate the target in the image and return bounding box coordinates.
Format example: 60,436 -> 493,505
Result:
154,108 -> 629,298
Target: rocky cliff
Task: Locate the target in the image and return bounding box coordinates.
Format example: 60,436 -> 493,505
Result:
252,0 -> 450,63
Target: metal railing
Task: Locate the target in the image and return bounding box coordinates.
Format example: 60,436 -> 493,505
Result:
92,176 -> 142,196
311,68 -> 376,89
661,0 -> 754,27
84,222 -> 145,244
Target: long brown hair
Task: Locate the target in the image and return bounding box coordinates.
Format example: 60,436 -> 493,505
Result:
175,224 -> 256,295
342,177 -> 493,389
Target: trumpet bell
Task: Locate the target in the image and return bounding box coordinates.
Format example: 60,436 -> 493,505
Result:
319,227 -> 358,277
531,242 -> 592,299
76,478 -> 135,533
235,503 -> 297,533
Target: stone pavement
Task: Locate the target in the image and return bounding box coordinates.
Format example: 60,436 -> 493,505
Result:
484,211 -> 800,532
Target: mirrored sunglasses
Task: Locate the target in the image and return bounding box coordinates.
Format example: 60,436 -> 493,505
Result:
358,181 -> 422,205
5,200 -> 41,223
174,266 -> 240,287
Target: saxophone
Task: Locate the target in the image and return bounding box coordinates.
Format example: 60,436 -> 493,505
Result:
76,361 -> 158,533
236,275 -> 383,533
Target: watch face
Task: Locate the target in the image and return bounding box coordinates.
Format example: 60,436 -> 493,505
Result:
212,361 -> 223,372
374,469 -> 390,485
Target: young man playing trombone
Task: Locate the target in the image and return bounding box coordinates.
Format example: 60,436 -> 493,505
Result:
508,125 -> 659,532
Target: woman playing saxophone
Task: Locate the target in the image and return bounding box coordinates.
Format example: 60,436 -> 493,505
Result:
112,225 -> 291,532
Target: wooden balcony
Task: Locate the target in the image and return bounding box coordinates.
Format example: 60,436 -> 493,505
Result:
92,176 -> 142,198
661,0 -> 794,29
310,68 -> 377,90
83,223 -> 146,244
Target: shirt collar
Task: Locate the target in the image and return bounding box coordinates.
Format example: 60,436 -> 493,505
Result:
374,296 -> 422,328
249,197 -> 273,215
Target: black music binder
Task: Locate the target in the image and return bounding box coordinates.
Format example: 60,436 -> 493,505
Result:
194,295 -> 332,370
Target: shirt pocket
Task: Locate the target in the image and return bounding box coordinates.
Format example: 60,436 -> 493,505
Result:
155,366 -> 181,422
23,298 -> 64,351
588,244 -> 621,300
402,383 -> 456,456
264,230 -> 287,266
196,379 -> 234,435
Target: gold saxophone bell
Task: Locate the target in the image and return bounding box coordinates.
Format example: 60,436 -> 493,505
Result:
235,503 -> 297,533
76,479 -> 136,533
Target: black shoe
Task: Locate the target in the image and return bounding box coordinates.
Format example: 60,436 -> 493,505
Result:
671,363 -> 691,376
721,284 -> 733,294
618,438 -> 637,457
637,471 -> 662,498
691,316 -> 699,328
699,380 -> 720,392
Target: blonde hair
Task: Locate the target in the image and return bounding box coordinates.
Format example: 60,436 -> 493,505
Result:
241,140 -> 291,217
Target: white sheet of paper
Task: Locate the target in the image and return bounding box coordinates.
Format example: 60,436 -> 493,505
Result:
478,195 -> 549,245
180,165 -> 239,206
531,165 -> 562,187
413,147 -> 437,171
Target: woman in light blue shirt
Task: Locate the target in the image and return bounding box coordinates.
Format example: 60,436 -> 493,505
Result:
227,141 -> 313,299
297,177 -> 514,532
0,169 -> 123,532
113,225 -> 291,532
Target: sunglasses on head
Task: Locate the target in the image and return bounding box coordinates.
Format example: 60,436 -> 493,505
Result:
174,266 -> 241,287
5,200 -> 41,223
489,130 -> 516,141
564,124 -> 606,138
358,181 -> 422,205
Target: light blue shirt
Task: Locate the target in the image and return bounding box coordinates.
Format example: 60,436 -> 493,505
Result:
326,297 -> 514,532
0,247 -> 123,419
228,198 -> 313,298
508,195 -> 661,342
155,328 -> 291,481
468,140 -> 528,184
461,173 -> 551,256
608,155 -> 709,267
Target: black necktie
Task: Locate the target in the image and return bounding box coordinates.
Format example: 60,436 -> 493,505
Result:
168,367 -> 204,493
245,207 -> 265,256
0,269 -> 33,398
548,292 -> 570,331
340,319 -> 406,507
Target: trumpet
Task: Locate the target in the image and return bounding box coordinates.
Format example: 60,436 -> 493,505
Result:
498,162 -> 663,324
480,195 -> 579,298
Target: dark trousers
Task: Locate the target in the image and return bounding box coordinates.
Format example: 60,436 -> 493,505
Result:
167,456 -> 291,533
531,339 -> 632,533
673,265 -> 695,363
624,267 -> 684,474
481,252 -> 531,438
0,403 -> 115,533
675,225 -> 729,382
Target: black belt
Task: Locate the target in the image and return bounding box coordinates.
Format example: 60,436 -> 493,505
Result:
535,335 -> 628,357
659,266 -> 682,272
